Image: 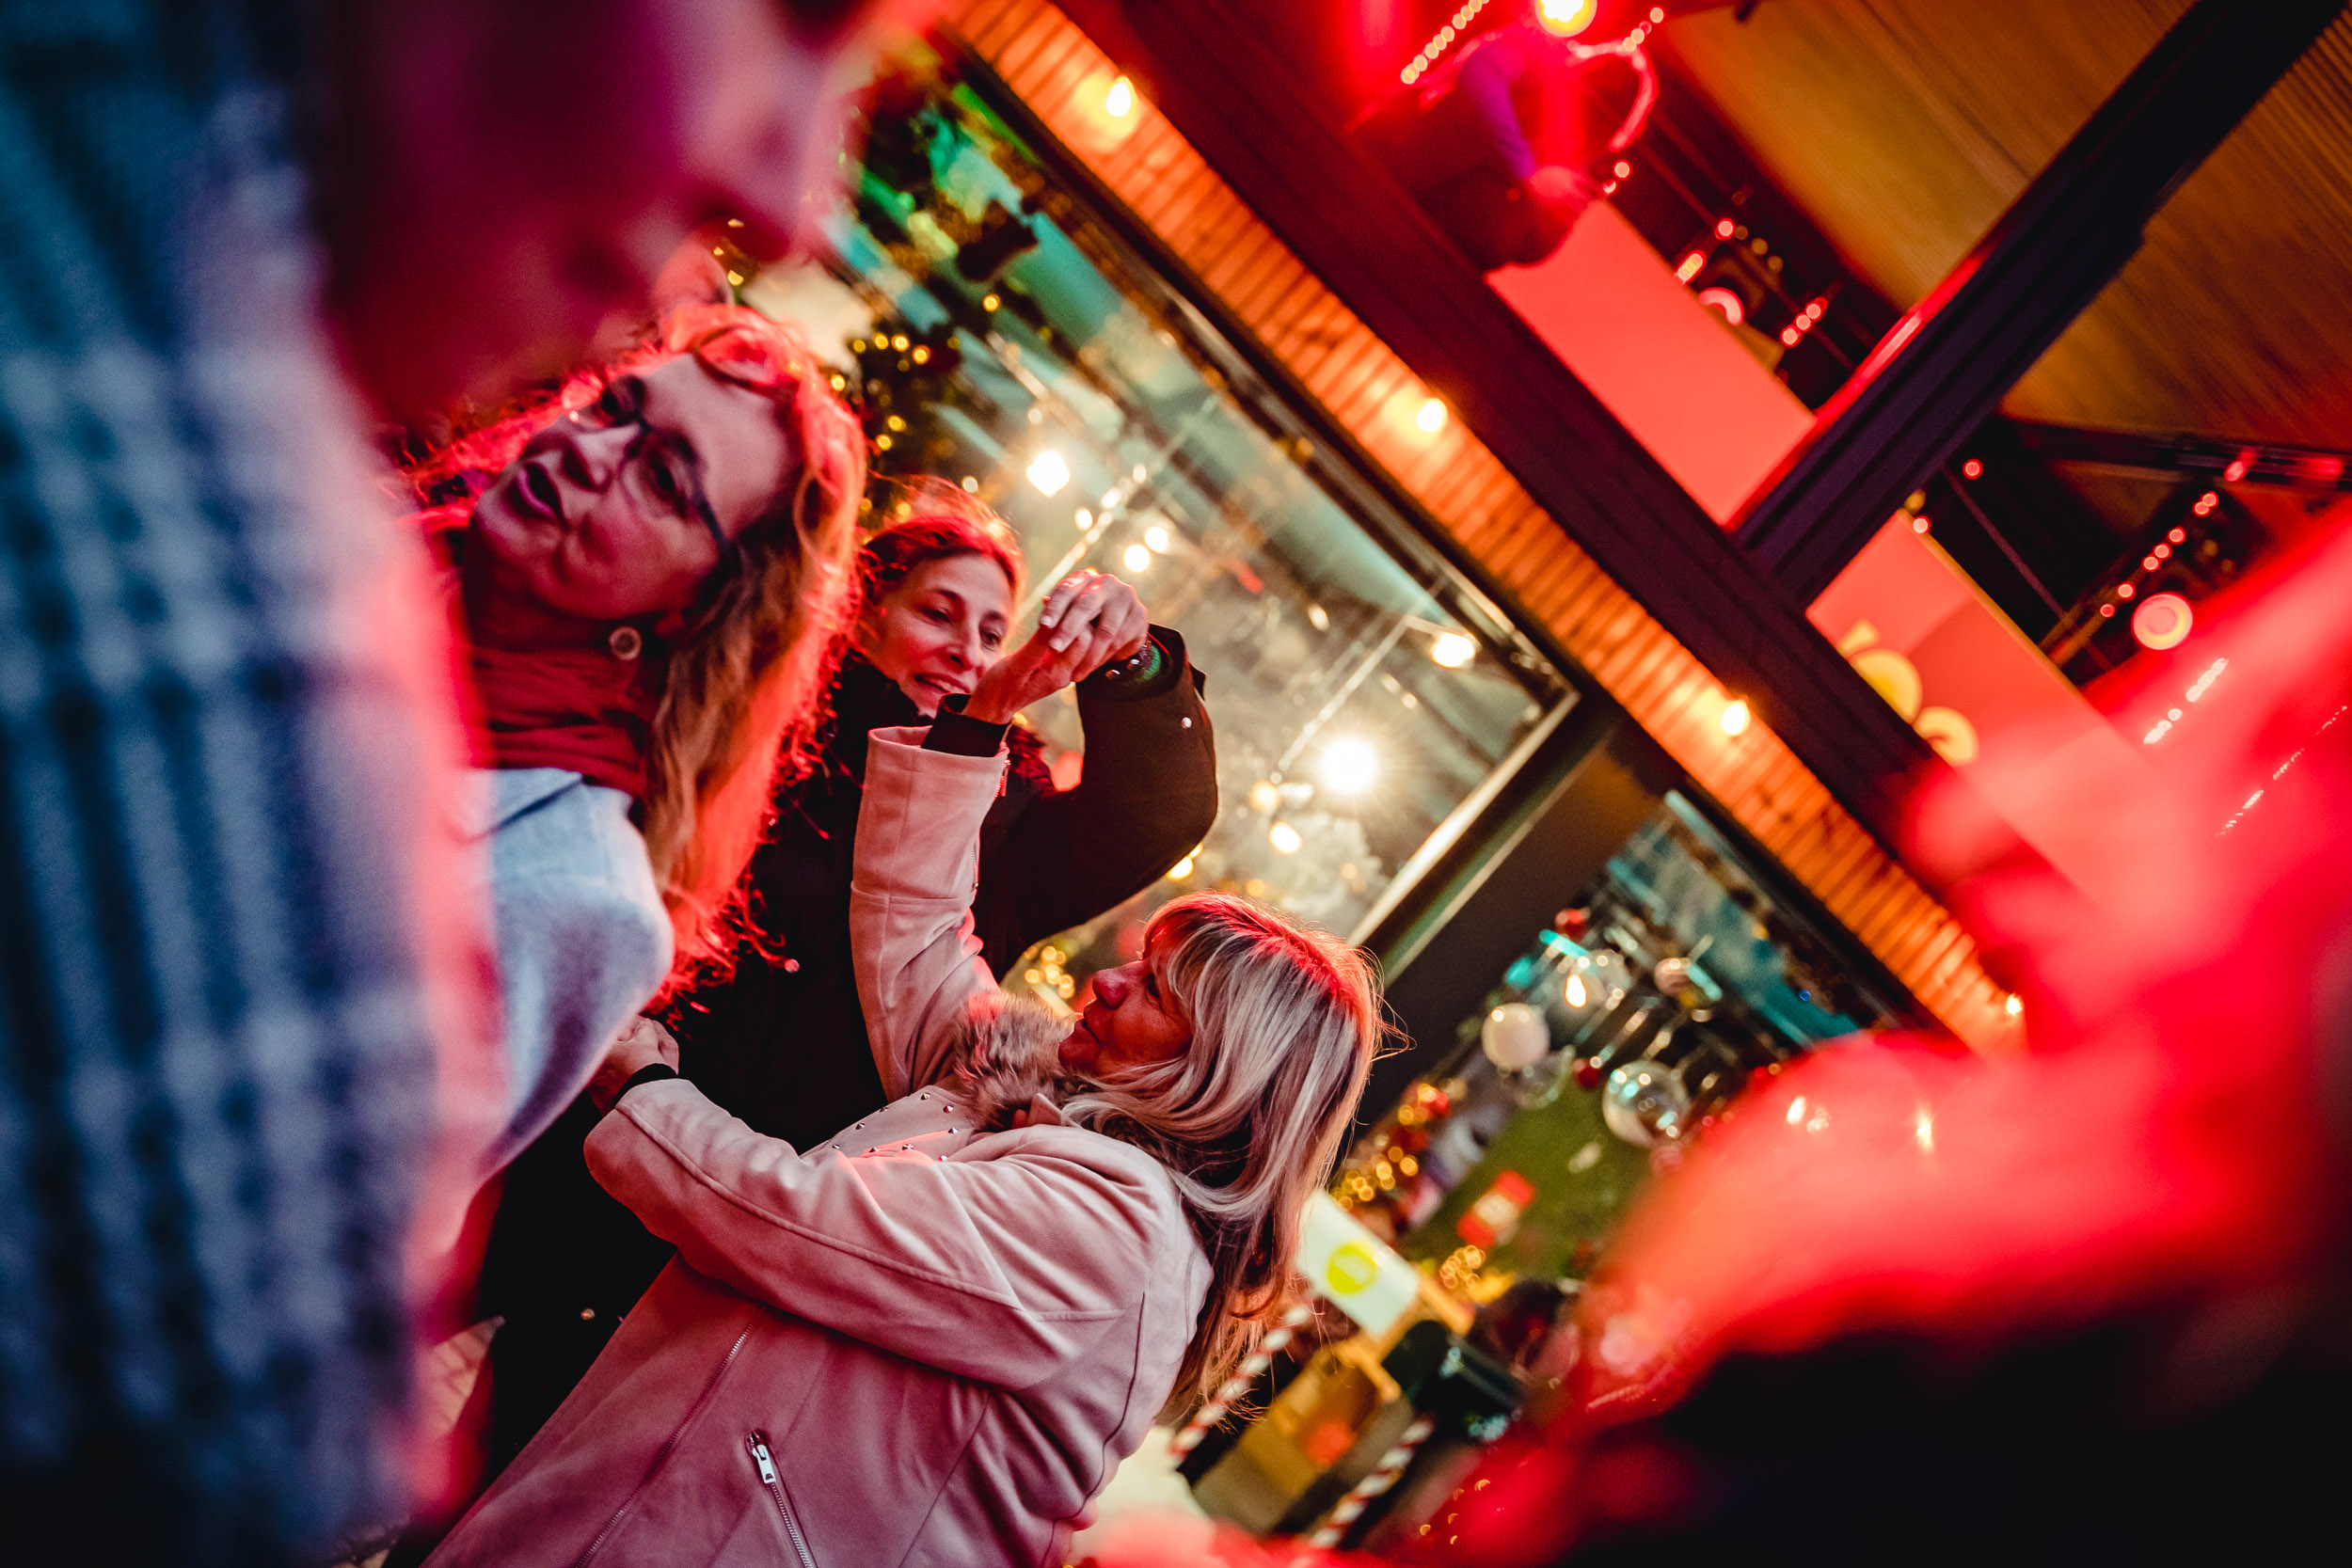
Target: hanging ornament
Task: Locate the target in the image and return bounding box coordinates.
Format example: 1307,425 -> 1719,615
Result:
1602,1061 -> 1691,1148
1481,1003 -> 1551,1069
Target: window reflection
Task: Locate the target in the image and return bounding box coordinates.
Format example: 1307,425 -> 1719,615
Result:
1336,788 -> 1892,1299
741,49 -> 1574,998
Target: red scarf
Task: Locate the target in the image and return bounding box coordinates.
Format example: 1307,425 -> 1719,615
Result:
468,640 -> 662,800
416,506 -> 662,801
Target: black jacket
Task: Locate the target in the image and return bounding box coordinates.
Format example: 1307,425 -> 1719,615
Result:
469,629 -> 1216,1473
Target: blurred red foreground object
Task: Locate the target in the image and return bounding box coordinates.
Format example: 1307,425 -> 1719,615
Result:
1088,518 -> 2352,1568
1393,518 -> 2352,1565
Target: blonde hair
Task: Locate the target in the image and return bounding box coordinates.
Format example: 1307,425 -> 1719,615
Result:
1057,894 -> 1383,1402
629,307 -> 866,983
410,304 -> 866,983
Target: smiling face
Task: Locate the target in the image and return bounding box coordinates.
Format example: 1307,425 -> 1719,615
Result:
470,353 -> 792,626
857,553 -> 1016,717
1062,930 -> 1196,1079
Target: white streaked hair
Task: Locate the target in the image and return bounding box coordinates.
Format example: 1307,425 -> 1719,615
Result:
953,893 -> 1382,1403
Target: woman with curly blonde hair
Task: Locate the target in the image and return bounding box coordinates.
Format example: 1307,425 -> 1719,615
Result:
413,301 -> 865,1172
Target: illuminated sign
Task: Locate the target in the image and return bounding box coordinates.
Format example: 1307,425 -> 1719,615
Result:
1298,1193 -> 1419,1335
1810,516 -> 2166,909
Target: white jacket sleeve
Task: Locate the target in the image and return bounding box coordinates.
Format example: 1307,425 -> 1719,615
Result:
850,726 -> 1010,1098
585,1079 -> 1174,1392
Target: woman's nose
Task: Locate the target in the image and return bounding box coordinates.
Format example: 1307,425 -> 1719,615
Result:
562,427 -> 629,493
1093,965 -> 1133,1006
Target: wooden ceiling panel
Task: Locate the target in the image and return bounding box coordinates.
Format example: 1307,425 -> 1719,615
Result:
1661,0 -> 2190,309
2010,14 -> 2352,450
1662,0 -> 2352,479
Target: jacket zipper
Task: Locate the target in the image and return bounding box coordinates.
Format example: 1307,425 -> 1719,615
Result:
570,1325 -> 754,1568
748,1430 -> 818,1568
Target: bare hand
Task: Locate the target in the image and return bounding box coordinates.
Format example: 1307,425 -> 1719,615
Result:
1041,570 -> 1149,668
586,1016 -> 681,1114
964,571 -> 1150,724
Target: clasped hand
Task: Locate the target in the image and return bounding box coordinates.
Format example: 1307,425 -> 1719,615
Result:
962,569 -> 1149,725
586,1015 -> 682,1114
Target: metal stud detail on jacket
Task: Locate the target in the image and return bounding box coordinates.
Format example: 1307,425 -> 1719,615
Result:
608,625 -> 644,661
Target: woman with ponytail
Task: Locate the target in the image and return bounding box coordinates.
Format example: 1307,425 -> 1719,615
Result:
422,655 -> 1380,1568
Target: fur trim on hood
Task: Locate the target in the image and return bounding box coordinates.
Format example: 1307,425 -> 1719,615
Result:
949,997 -> 1087,1133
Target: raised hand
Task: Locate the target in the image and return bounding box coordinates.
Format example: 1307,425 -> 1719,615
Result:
1040,569 -> 1149,672
963,570 -> 1150,724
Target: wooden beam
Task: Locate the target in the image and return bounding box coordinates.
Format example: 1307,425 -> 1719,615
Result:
1733,0 -> 2348,598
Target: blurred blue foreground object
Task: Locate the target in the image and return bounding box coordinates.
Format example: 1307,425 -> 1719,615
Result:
0,2 -> 445,1561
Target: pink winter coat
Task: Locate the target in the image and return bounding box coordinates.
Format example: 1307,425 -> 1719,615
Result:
427,729 -> 1213,1568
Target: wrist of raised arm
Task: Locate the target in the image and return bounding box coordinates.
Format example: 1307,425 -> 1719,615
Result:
926,692 -> 1013,752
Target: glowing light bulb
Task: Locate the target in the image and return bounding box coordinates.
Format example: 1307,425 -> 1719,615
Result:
1720,698 -> 1752,736
1073,508 -> 1092,529
1565,973 -> 1588,1008
1696,286 -> 1745,325
1248,781 -> 1280,814
1320,737 -> 1379,795
1429,632 -> 1476,669
1167,854 -> 1194,880
1143,525 -> 1170,553
1122,544 -> 1151,572
1269,822 -> 1303,855
1415,397 -> 1447,434
1104,76 -> 1136,119
1025,451 -> 1071,496
1536,0 -> 1597,36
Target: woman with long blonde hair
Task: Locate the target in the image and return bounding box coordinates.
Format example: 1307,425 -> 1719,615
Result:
422,632 -> 1379,1568
414,301 -> 864,1172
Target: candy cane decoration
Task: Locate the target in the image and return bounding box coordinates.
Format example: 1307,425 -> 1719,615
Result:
1304,1413 -> 1438,1548
1168,1302 -> 1315,1459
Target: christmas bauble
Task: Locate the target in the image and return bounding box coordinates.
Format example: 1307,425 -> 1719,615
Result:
1481,1002 -> 1552,1069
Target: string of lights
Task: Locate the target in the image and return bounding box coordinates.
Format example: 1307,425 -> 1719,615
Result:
1401,2 -> 1667,86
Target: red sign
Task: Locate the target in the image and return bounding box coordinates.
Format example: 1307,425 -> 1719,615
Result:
1810,518 -> 2169,911
1457,1169 -> 1536,1248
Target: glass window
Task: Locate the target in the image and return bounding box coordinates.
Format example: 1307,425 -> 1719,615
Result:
1335,788 -> 1893,1300
738,45 -> 1575,999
